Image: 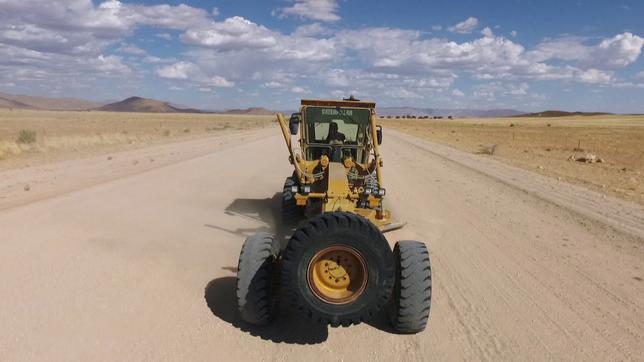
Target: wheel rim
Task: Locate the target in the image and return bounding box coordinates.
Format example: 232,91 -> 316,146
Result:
307,245 -> 368,305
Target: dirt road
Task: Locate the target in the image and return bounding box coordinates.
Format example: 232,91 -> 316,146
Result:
1,129 -> 643,361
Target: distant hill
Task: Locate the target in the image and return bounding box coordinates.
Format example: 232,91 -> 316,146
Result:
0,91 -> 104,110
96,97 -> 205,113
377,107 -> 524,118
514,110 -> 613,117
0,95 -> 35,109
221,107 -> 275,115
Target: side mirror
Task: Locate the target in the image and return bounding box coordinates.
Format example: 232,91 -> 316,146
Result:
289,114 -> 300,135
376,125 -> 383,145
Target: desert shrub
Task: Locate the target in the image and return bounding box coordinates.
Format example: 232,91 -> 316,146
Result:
478,144 -> 498,155
17,129 -> 37,144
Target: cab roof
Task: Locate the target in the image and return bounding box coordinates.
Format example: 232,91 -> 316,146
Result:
300,99 -> 376,109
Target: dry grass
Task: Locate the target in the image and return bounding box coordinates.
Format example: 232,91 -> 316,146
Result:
382,115 -> 644,205
0,109 -> 273,167
17,129 -> 37,144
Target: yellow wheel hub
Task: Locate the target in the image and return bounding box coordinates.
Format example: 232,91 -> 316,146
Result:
307,245 -> 368,305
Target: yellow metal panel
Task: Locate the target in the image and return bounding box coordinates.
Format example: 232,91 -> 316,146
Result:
300,99 -> 376,108
326,163 -> 349,198
323,163 -> 355,212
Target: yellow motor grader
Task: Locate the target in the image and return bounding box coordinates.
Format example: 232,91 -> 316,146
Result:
236,97 -> 432,333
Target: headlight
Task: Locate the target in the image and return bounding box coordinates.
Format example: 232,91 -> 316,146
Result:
301,185 -> 311,194
364,188 -> 372,195
377,188 -> 386,197
290,185 -> 299,193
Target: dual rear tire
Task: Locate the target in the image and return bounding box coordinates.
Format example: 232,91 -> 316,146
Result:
387,241 -> 432,333
235,213 -> 432,333
236,233 -> 280,325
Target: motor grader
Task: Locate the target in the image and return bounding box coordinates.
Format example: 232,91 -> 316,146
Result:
236,97 -> 432,333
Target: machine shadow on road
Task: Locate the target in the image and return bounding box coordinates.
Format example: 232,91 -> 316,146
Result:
204,193 -> 296,249
204,276 -> 329,344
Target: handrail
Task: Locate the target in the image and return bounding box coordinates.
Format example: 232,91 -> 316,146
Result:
369,112 -> 383,185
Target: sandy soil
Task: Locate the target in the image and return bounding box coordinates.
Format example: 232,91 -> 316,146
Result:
382,115 -> 644,205
0,128 -> 643,361
0,109 -> 273,169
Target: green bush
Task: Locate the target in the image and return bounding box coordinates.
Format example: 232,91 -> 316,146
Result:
17,129 -> 37,144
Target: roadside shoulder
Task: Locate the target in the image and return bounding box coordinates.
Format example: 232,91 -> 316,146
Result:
0,128 -> 273,211
388,129 -> 644,240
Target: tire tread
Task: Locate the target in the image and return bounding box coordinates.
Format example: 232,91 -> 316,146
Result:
388,240 -> 432,334
282,212 -> 394,327
236,233 -> 279,325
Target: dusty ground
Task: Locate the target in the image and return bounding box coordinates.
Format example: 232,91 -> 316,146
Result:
1,128 -> 643,361
0,109 -> 273,169
381,115 -> 644,205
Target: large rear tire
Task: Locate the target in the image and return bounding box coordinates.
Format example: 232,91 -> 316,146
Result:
236,233 -> 280,325
281,212 -> 395,327
388,240 -> 432,334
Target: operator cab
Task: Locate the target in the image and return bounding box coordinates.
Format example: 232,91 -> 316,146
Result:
296,100 -> 373,164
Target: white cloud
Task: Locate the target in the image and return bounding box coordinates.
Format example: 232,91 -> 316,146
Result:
263,81 -> 285,88
481,27 -> 494,38
336,27 -> 526,79
117,43 -> 146,55
175,16 -> 339,89
451,89 -> 465,97
203,75 -> 235,88
182,16 -> 278,50
94,54 -> 130,73
291,86 -> 308,93
123,2 -> 212,29
470,81 -> 539,102
276,0 -> 340,22
385,88 -> 422,99
448,17 -> 479,34
510,30 -> 518,37
473,87 -> 496,101
155,33 -> 173,41
432,25 -> 442,31
575,68 -> 613,84
636,71 -> 644,79
403,77 -> 454,88
143,56 -> 175,64
594,32 -> 644,68
0,0 -> 212,56
530,33 -> 644,69
530,36 -> 591,62
509,82 -> 529,95
0,0 -> 218,94
0,0 -> 641,108
293,23 -> 330,37
318,69 -> 350,87
156,61 -> 196,79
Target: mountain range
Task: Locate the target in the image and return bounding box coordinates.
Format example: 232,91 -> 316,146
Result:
375,107 -> 524,118
95,97 -> 205,113
0,91 -> 274,114
512,110 -> 613,117
0,91 -> 622,117
0,91 -> 106,110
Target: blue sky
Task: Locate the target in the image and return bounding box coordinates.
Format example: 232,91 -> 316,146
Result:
0,0 -> 643,112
